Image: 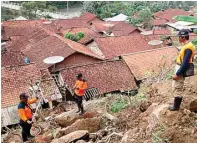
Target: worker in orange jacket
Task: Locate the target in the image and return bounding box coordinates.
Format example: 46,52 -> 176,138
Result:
18,93 -> 38,142
73,73 -> 88,115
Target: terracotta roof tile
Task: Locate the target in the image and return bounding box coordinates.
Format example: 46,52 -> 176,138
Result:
22,33 -> 103,68
1,64 -> 41,108
61,60 -> 137,94
112,22 -> 138,36
22,35 -> 76,69
7,27 -> 50,51
54,19 -> 88,29
122,47 -> 178,80
152,19 -> 168,26
95,35 -> 154,59
74,12 -> 98,22
153,29 -> 172,35
154,9 -> 193,22
1,50 -> 25,67
3,25 -> 38,39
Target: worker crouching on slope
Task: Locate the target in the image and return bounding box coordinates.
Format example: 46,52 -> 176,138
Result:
18,93 -> 39,142
169,29 -> 195,111
73,73 -> 88,115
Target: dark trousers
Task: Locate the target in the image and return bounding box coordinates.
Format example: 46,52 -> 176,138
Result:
74,94 -> 83,111
20,120 -> 32,141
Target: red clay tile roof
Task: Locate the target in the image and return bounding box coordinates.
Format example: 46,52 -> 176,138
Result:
54,19 -> 88,30
154,9 -> 193,22
62,27 -> 102,44
75,12 -> 98,22
57,35 -> 103,59
3,25 -> 38,39
1,63 -> 41,108
122,47 -> 178,80
22,33 -> 103,68
112,22 -> 139,36
61,60 -> 137,94
153,29 -> 172,35
1,50 -> 25,67
95,35 -> 154,59
152,19 -> 168,26
7,27 -> 51,51
22,35 -> 76,69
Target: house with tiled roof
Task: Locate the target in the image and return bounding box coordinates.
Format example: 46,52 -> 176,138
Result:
154,9 -> 194,23
19,28 -> 103,70
1,63 -> 62,126
122,47 -> 178,81
88,35 -> 154,59
60,59 -> 137,97
1,50 -> 25,67
111,21 -> 140,36
74,12 -> 101,23
90,21 -> 140,36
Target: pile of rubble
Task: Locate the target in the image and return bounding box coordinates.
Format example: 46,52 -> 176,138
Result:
2,75 -> 197,143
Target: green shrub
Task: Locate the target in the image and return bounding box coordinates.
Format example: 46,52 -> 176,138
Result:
110,100 -> 128,113
64,32 -> 85,42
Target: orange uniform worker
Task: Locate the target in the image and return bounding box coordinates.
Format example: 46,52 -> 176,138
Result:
73,73 -> 88,115
18,93 -> 38,142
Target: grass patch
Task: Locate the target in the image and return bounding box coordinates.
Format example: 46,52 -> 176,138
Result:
152,124 -> 170,143
110,100 -> 128,113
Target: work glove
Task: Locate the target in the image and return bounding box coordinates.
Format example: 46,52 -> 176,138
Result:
27,120 -> 32,124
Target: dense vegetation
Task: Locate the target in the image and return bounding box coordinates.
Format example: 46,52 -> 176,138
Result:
83,1 -> 197,28
1,8 -> 19,21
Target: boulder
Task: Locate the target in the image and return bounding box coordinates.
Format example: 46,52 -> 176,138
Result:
189,99 -> 197,112
53,127 -> 67,138
51,130 -> 89,143
55,110 -> 100,127
55,110 -> 83,127
64,117 -> 101,135
35,133 -> 53,143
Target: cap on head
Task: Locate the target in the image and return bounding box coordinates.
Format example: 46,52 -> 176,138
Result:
178,29 -> 189,37
19,93 -> 29,99
76,73 -> 82,79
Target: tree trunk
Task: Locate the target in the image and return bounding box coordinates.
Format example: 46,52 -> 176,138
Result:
67,1 -> 69,13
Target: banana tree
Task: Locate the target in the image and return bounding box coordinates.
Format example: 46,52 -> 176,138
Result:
173,9 -> 197,24
173,15 -> 197,24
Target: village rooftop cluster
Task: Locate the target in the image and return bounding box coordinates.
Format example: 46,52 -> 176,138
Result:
1,7 -> 197,126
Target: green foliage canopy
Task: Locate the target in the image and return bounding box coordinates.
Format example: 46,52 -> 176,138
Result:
64,32 -> 85,42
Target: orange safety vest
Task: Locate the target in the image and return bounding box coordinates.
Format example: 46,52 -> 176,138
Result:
18,98 -> 37,121
74,80 -> 88,96
176,42 -> 195,65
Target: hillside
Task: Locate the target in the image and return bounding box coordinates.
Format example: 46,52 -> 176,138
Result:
3,72 -> 197,143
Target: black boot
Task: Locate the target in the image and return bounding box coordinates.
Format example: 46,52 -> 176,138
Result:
79,106 -> 84,115
168,96 -> 183,111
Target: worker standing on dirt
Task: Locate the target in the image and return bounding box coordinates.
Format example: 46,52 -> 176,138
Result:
73,73 -> 88,115
18,93 -> 39,142
169,29 -> 195,111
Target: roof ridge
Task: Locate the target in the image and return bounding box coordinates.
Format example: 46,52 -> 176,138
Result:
59,59 -> 122,71
2,62 -> 36,70
95,34 -> 145,40
121,46 -> 177,57
53,34 -> 103,60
